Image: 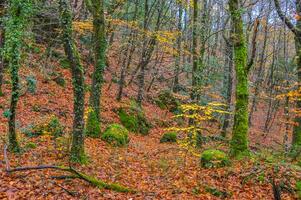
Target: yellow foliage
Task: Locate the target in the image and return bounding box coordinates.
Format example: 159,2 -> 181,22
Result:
167,102 -> 229,156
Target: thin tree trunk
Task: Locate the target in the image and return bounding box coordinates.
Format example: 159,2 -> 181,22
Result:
60,0 -> 86,163
249,7 -> 270,126
173,3 -> 182,93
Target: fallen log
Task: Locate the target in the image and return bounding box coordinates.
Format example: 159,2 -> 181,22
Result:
3,145 -> 135,193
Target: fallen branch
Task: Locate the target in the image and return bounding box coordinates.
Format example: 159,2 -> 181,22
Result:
3,145 -> 135,193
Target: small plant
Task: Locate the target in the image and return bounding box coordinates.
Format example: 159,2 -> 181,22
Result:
26,75 -> 37,94
3,109 -> 12,118
22,115 -> 64,138
101,124 -> 129,147
200,149 -> 230,168
167,102 -> 228,155
155,90 -> 180,113
204,186 -> 230,198
24,142 -> 37,150
160,132 -> 177,143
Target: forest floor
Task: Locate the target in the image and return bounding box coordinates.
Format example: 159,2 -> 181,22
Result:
0,53 -> 299,199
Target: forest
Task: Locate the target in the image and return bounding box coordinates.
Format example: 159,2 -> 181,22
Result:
0,0 -> 301,199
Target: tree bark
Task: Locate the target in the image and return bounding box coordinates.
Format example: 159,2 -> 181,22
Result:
229,0 -> 249,156
60,0 -> 86,163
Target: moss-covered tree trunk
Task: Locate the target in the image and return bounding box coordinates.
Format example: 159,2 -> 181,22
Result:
59,0 -> 86,163
84,0 -> 106,137
293,36 -> 301,149
0,0 -> 6,96
5,0 -> 31,152
292,3 -> 301,151
228,0 -> 249,156
86,0 -> 106,119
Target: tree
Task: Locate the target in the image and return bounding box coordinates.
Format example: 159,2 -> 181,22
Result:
0,0 -> 6,96
273,0 -> 301,151
85,0 -> 106,132
190,0 -> 198,103
228,0 -> 249,156
59,0 -> 86,163
4,0 -> 32,152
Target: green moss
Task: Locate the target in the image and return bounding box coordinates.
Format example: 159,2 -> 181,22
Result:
204,186 -> 230,198
101,124 -> 129,147
24,142 -> 37,149
118,102 -> 151,135
200,149 -> 230,168
59,58 -> 70,69
229,0 -> 249,157
85,110 -> 101,138
296,181 -> 301,199
155,90 -> 180,113
160,132 -> 177,143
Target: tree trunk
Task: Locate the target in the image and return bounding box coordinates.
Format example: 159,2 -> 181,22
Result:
60,0 -> 86,163
6,0 -> 32,152
86,0 -> 106,120
221,35 -> 233,137
229,0 -> 249,156
173,3 -> 182,93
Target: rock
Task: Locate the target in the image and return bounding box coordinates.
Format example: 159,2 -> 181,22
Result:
200,149 -> 230,168
160,132 -> 177,143
101,124 -> 129,147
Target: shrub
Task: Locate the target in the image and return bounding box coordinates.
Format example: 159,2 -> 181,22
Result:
200,149 -> 230,168
22,116 -> 64,138
155,90 -> 180,113
101,124 -> 129,147
160,132 -> 177,143
118,101 -> 151,135
24,142 -> 37,149
26,75 -> 37,94
85,110 -> 101,138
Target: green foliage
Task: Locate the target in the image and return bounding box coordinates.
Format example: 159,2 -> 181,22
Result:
3,109 -> 12,118
24,142 -> 37,150
22,116 -> 64,138
101,124 -> 129,147
204,186 -> 230,198
59,58 -> 70,69
200,149 -> 230,168
160,132 -> 177,143
85,109 -> 101,138
296,181 -> 301,199
26,75 -> 37,94
155,90 -> 180,113
118,101 -> 151,135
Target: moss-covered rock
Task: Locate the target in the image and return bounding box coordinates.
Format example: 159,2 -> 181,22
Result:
118,101 -> 151,135
155,90 -> 180,113
160,132 -> 177,143
101,124 -> 129,147
85,110 -> 101,138
200,149 -> 230,168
